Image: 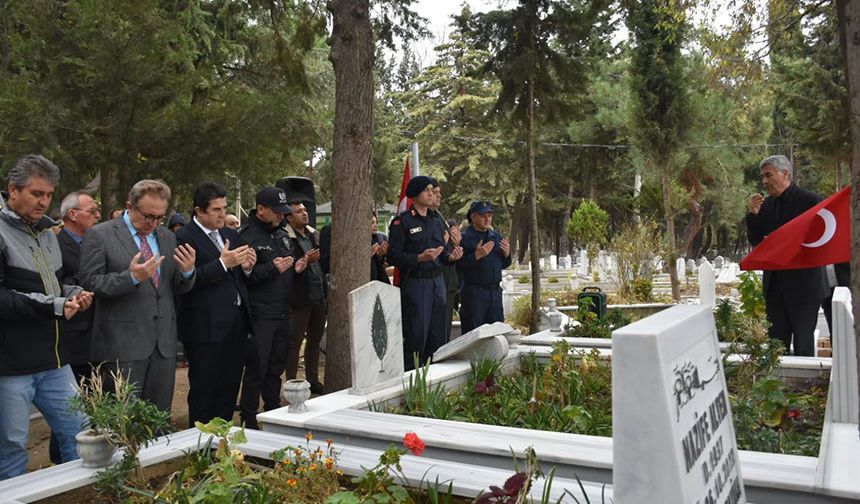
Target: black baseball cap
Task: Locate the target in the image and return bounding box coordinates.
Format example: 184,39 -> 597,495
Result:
256,186 -> 293,214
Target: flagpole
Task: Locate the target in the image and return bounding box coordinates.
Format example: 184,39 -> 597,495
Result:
411,141 -> 420,176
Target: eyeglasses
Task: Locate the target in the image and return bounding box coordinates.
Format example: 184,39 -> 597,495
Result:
133,206 -> 166,224
73,207 -> 101,215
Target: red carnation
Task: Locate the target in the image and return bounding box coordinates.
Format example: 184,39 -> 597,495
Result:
403,432 -> 425,456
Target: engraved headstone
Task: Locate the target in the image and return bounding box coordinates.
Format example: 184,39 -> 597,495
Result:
713,256 -> 725,269
613,306 -> 746,504
349,281 -> 404,394
578,250 -> 589,276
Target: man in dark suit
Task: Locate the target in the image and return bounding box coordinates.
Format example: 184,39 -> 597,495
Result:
746,155 -> 827,356
48,190 -> 101,464
175,182 -> 256,426
79,179 -> 197,412
57,190 -> 101,382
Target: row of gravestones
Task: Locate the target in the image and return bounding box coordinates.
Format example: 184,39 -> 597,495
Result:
347,279 -> 858,502
677,257 -> 741,284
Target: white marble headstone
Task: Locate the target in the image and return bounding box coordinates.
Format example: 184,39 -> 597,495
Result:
828,287 -> 858,423
716,263 -> 740,284
613,306 -> 745,504
699,261 -> 715,308
687,258 -> 697,274
713,256 -> 725,269
549,254 -> 558,270
578,250 -> 589,276
562,255 -> 572,269
676,257 -> 686,281
432,322 -> 513,362
348,281 -> 404,394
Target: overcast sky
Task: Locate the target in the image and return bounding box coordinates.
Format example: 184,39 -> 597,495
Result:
410,0 -> 500,66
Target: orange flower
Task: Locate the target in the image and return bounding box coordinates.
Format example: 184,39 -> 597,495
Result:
403,432 -> 425,456
306,432 -> 313,441
324,457 -> 334,470
309,463 -> 318,471
287,479 -> 298,487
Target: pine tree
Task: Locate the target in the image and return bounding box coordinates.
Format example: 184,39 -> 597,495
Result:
371,294 -> 388,372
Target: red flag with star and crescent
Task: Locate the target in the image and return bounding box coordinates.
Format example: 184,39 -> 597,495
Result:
393,155 -> 412,286
740,186 -> 851,271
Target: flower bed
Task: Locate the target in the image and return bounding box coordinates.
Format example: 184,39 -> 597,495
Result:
391,339 -> 827,457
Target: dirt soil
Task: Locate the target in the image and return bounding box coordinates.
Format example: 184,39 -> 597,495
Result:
26,355 -> 322,473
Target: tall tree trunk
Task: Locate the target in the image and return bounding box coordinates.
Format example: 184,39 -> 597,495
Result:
325,0 -> 374,392
100,165 -> 119,213
559,183 -> 574,257
835,0 -> 860,428
527,76 -> 541,334
661,161 -> 680,300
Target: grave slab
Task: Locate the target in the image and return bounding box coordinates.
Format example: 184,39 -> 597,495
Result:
699,261 -> 716,308
432,322 -> 513,362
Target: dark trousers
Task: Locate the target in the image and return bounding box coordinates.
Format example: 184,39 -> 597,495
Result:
401,276 -> 447,371
287,303 -> 326,384
765,291 -> 820,357
101,351 -> 177,412
459,284 -> 503,335
184,306 -> 247,427
239,317 -> 291,427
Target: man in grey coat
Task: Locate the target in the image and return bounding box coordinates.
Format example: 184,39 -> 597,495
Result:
79,179 -> 196,412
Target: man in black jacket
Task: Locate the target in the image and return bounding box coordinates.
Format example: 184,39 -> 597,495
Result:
746,155 -> 827,356
237,187 -> 304,427
176,182 -> 256,426
0,155 -> 93,480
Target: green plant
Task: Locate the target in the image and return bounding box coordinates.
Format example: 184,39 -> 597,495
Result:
403,356 -> 454,419
631,277 -> 653,302
562,297 -> 631,339
149,421 -> 340,503
608,219 -> 665,297
517,275 -> 530,284
567,200 -> 609,270
69,366 -> 172,498
738,271 -> 766,319
327,433 -> 455,504
547,276 -> 559,284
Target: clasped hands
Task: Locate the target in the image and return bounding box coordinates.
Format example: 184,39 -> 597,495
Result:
63,291 -> 94,320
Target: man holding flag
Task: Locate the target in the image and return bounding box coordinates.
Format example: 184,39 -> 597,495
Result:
744,155 -> 829,356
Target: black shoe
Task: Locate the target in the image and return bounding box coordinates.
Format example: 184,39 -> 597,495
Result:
309,381 -> 324,395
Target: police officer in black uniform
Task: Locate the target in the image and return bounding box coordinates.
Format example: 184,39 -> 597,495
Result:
237,186 -> 307,428
457,201 -> 511,334
388,176 -> 463,370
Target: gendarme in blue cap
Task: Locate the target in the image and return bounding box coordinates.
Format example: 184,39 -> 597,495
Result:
405,175 -> 435,198
469,201 -> 493,215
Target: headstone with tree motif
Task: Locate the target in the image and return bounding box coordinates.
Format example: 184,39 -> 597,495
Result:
349,280 -> 403,394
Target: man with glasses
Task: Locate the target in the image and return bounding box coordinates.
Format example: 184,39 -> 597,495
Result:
57,191 -> 101,383
456,201 -> 511,334
79,179 -> 197,412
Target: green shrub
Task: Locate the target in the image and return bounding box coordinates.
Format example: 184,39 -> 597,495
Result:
631,277 -> 653,302
517,275 -> 530,284
547,276 -> 559,284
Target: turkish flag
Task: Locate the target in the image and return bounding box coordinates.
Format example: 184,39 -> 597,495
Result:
740,186 -> 851,271
393,156 -> 412,286
397,156 -> 412,213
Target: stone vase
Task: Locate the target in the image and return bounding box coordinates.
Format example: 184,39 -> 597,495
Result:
75,429 -> 116,468
282,379 -> 311,413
